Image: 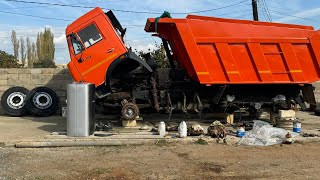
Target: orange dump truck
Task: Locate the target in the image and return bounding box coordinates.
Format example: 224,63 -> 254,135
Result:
66,7 -> 320,119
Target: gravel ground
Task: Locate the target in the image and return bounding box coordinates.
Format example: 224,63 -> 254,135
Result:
0,141 -> 320,179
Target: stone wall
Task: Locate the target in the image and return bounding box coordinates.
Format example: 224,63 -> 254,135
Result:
0,68 -> 74,114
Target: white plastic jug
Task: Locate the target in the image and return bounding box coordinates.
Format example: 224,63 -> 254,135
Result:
178,121 -> 187,138
158,121 -> 166,137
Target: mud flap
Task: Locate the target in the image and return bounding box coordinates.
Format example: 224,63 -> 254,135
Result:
301,84 -> 317,110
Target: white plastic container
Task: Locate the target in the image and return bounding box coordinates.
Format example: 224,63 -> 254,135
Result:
158,121 -> 166,137
178,121 -> 187,138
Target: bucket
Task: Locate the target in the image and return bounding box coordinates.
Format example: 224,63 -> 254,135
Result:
237,127 -> 245,137
178,121 -> 187,138
158,121 -> 166,137
293,120 -> 301,133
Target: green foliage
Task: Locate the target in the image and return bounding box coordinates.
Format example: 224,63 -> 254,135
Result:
11,30 -> 19,61
0,50 -> 20,68
36,28 -> 55,68
136,43 -> 170,68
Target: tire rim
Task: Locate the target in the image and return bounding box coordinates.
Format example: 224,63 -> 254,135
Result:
7,92 -> 26,109
124,107 -> 135,119
32,92 -> 52,109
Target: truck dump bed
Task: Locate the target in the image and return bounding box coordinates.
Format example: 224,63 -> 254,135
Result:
145,15 -> 320,84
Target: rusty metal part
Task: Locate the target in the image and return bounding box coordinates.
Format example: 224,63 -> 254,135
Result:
105,92 -> 130,101
151,77 -> 160,112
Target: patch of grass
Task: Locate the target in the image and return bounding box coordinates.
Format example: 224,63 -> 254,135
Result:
194,138 -> 208,145
155,139 -> 169,146
93,168 -> 111,175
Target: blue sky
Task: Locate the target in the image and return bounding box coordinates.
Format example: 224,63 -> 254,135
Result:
0,0 -> 320,64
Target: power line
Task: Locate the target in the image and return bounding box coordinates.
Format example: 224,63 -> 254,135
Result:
2,0 -> 248,14
258,6 -> 320,24
0,9 -> 70,21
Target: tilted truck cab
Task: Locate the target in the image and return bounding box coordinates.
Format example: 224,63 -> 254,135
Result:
66,7 -> 152,97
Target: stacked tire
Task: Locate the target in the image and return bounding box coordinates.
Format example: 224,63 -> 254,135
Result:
1,86 -> 59,117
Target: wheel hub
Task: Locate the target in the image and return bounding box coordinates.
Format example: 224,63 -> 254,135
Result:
32,92 -> 52,109
7,92 -> 26,109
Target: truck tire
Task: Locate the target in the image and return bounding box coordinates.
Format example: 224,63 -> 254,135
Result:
26,87 -> 59,117
0,86 -> 29,116
121,102 -> 139,120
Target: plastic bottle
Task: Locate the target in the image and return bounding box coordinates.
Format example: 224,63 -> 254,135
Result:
237,126 -> 245,137
178,121 -> 187,138
158,121 -> 166,137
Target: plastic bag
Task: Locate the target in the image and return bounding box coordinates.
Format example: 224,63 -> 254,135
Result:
238,120 -> 299,146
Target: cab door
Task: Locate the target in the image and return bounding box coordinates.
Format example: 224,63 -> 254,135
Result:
68,13 -> 127,86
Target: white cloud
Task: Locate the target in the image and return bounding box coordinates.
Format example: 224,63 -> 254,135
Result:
54,34 -> 66,45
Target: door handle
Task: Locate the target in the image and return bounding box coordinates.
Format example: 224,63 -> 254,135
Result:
83,56 -> 91,61
107,48 -> 114,53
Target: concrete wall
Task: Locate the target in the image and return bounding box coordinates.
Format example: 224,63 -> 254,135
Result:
0,68 -> 74,115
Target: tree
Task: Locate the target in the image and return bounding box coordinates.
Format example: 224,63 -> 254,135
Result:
11,30 -> 19,62
36,28 -> 55,68
0,50 -> 20,68
26,37 -> 32,68
31,42 -> 37,63
20,36 -> 26,67
136,43 -> 169,68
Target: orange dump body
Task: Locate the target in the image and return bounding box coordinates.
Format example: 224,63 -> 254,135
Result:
145,15 -> 320,84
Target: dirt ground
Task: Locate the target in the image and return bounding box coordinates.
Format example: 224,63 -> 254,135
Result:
0,111 -> 319,179
0,141 -> 319,179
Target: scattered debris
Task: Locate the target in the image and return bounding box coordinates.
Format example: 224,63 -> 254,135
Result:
139,125 -> 149,130
238,120 -> 299,146
207,120 -> 227,143
188,124 -> 204,136
301,133 -> 320,137
96,121 -> 113,131
284,132 -> 293,144
166,122 -> 178,132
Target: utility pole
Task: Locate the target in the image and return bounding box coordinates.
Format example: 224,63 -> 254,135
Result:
252,0 -> 259,21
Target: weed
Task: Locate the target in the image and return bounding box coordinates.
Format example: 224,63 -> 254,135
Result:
194,138 -> 208,145
155,139 -> 169,146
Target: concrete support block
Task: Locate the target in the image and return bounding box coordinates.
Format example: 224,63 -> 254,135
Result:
7,74 -> 19,85
42,69 -> 54,74
0,80 -> 8,85
278,110 -> 295,118
0,69 -> 7,75
122,120 -> 137,127
0,74 -> 8,80
18,74 -> 31,85
0,85 -> 10,91
7,69 -> 20,74
53,68 -> 64,74
31,69 -> 42,74
31,74 -> 53,85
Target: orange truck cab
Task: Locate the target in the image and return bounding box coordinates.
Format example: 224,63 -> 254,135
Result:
66,7 -> 152,97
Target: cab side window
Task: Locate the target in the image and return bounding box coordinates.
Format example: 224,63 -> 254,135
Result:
71,37 -> 83,55
78,24 -> 103,48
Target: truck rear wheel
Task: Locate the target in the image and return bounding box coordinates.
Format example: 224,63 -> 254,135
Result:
26,87 -> 59,117
0,86 -> 29,116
